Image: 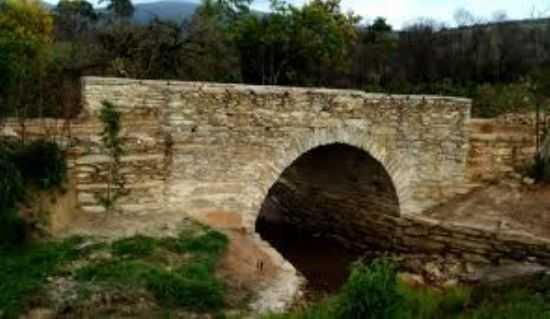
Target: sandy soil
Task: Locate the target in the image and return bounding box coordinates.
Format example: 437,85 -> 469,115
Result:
425,179 -> 550,238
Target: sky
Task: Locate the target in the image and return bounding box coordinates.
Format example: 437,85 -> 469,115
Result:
43,0 -> 550,29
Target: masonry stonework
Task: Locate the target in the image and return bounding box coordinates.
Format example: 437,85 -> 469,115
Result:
3,77 -> 550,266
79,77 -> 471,226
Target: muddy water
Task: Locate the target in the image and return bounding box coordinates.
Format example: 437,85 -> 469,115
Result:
256,217 -> 369,294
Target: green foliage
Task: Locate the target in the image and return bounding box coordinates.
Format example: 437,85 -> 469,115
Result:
472,82 -> 536,118
145,267 -> 224,311
234,0 -> 358,85
100,0 -> 135,18
0,0 -> 54,118
76,230 -> 229,313
464,289 -> 550,319
335,258 -> 402,319
0,139 -> 66,246
397,284 -> 470,319
265,259 -> 550,319
0,156 -> 24,212
98,100 -> 126,212
0,238 -> 82,318
11,140 -> 67,190
112,235 -> 158,258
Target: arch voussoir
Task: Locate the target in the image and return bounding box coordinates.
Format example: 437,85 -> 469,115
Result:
253,125 -> 417,222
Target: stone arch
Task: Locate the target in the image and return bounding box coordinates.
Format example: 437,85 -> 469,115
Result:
247,125 -> 417,229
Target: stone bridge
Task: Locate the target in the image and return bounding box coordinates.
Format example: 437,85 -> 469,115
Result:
78,77 -> 470,227
7,77 -> 550,265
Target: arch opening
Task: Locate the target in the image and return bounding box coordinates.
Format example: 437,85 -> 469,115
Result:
255,143 -> 400,293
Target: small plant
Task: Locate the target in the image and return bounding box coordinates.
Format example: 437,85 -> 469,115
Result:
97,100 -> 126,212
335,258 -> 402,319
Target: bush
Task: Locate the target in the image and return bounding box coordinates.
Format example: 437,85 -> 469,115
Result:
472,83 -> 535,118
0,139 -> 67,246
0,156 -> 24,212
335,259 -> 402,319
12,140 -> 66,190
0,157 -> 26,246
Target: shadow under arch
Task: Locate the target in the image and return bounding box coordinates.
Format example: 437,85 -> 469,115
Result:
255,138 -> 406,292
253,126 -> 417,224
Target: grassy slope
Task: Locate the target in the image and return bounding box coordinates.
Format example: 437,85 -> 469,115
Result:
0,227 -> 229,318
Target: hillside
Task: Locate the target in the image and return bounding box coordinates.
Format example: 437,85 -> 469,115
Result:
133,0 -> 200,24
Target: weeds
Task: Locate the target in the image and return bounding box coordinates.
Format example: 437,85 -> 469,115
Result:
111,235 -> 158,258
335,259 -> 402,319
264,259 -> 550,319
0,238 -> 82,318
76,230 -> 229,313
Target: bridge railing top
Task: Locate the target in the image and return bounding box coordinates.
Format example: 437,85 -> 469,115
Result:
82,77 -> 472,105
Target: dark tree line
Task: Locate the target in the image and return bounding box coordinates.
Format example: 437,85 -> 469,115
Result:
2,0 -> 550,119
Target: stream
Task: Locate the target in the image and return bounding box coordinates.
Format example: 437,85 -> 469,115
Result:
256,216 -> 369,295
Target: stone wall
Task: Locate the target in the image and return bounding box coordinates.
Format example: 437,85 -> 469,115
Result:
256,142 -> 550,266
466,113 -> 546,184
4,77 -> 550,266
79,77 -> 471,229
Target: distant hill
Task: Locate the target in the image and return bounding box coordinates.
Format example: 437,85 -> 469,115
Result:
133,0 -> 200,24
41,0 -> 200,24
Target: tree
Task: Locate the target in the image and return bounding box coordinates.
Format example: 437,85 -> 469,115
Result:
100,0 -> 135,19
54,0 -> 97,40
370,17 -> 392,33
234,0 -> 358,85
0,0 -> 53,121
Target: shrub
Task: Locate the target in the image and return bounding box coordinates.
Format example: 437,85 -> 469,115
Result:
335,259 -> 402,319
0,139 -> 67,246
0,157 -> 26,246
12,140 -> 66,190
472,82 -> 535,118
0,156 -> 24,212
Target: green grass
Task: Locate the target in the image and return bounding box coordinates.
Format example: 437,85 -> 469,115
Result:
0,228 -> 230,318
263,259 -> 550,319
0,238 -> 82,318
111,235 -> 158,258
463,289 -> 550,319
76,230 -> 229,313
